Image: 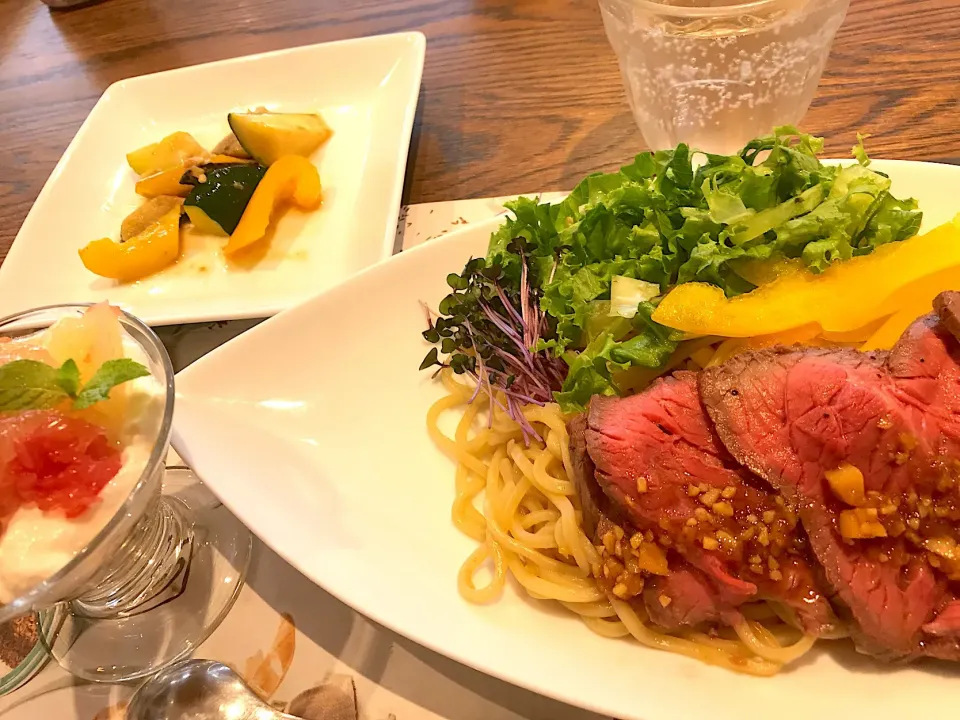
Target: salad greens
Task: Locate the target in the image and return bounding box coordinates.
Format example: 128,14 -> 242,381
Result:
420,127 -> 923,421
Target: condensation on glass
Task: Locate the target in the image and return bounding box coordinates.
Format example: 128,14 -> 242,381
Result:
598,0 -> 851,153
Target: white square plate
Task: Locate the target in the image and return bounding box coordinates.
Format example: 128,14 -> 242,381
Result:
0,32 -> 425,326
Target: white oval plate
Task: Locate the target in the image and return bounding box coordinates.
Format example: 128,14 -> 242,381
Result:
174,160 -> 960,720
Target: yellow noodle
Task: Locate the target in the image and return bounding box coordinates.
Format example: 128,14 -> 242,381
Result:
501,476 -> 531,529
610,599 -> 781,676
509,524 -> 559,549
431,371 -> 815,676
452,464 -> 486,541
688,631 -> 760,656
458,541 -> 506,603
427,395 -> 488,477
733,620 -> 817,664
517,510 -> 559,529
560,599 -> 620,619
508,559 -> 605,603
581,615 -> 632,638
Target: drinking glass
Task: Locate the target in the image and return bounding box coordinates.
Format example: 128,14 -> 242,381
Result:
0,305 -> 251,683
598,0 -> 851,153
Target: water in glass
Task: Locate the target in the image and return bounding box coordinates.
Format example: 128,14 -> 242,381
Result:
599,0 -> 851,153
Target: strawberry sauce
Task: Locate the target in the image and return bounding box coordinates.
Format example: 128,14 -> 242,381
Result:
0,411 -> 121,521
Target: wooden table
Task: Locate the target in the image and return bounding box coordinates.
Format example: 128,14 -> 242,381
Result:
1,0 -> 958,264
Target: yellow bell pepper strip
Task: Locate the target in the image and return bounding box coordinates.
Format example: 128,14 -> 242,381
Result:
79,206 -> 181,282
134,155 -> 253,198
135,165 -> 193,198
862,307 -> 923,352
703,325 -> 825,369
688,346 -> 716,369
706,338 -> 746,368
126,131 -> 205,176
223,155 -> 321,254
208,154 -> 255,165
652,217 -> 960,338
861,264 -> 960,350
728,256 -> 805,287
819,315 -> 889,344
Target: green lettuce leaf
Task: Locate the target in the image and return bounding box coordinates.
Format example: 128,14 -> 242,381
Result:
553,301 -> 678,412
857,194 -> 922,253
425,128 -> 924,413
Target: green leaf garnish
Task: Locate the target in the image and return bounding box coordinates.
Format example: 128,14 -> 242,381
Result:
0,357 -> 149,412
57,359 -> 81,397
74,359 -> 151,410
0,360 -> 72,411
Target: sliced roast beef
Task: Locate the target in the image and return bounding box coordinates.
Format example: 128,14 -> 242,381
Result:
568,414 -> 621,538
888,310 -> 960,455
582,371 -> 837,635
934,291 -> 960,342
643,564 -> 727,630
700,307 -> 960,660
699,347 -> 890,499
924,599 -> 960,638
886,301 -> 960,660
570,414 -> 743,631
566,291 -> 960,659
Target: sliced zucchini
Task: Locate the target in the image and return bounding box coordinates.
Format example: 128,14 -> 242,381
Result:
182,163 -> 267,236
126,132 -> 206,176
227,112 -> 331,166
184,205 -> 226,236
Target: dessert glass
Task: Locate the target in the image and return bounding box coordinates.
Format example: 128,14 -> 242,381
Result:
0,305 -> 251,682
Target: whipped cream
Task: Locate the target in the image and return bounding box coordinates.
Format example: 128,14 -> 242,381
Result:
0,334 -> 165,603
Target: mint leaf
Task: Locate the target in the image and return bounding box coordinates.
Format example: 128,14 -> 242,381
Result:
0,360 -> 70,411
0,357 -> 150,413
74,359 -> 150,410
57,359 -> 81,397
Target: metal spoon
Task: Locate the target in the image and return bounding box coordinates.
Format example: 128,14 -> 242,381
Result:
125,659 -> 296,720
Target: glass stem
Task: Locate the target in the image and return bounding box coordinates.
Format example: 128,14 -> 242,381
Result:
71,496 -> 195,619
